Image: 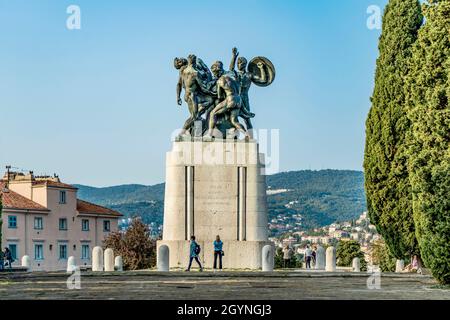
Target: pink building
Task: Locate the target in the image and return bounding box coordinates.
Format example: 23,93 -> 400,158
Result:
1,171 -> 122,271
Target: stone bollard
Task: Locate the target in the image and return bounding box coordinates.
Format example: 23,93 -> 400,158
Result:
67,256 -> 77,273
262,245 -> 274,272
92,246 -> 104,272
315,246 -> 326,270
395,259 -> 404,273
325,246 -> 336,272
157,245 -> 169,272
21,255 -> 31,271
115,256 -> 123,271
104,248 -> 115,272
352,257 -> 361,272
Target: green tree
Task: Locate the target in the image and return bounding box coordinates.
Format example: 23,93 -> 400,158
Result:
274,248 -> 303,269
103,218 -> 156,270
336,240 -> 367,271
406,0 -> 450,284
370,239 -> 396,272
0,198 -> 2,249
364,0 -> 423,259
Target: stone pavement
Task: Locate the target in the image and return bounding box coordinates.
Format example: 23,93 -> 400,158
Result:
0,270 -> 449,300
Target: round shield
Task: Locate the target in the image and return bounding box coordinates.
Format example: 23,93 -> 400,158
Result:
248,56 -> 276,87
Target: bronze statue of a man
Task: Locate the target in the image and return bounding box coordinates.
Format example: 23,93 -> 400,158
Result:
175,54 -> 214,136
230,48 -> 266,134
205,61 -> 250,139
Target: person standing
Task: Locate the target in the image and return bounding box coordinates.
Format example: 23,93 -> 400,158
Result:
213,235 -> 224,270
185,236 -> 203,272
282,245 -> 293,268
0,249 -> 4,271
311,245 -> 317,268
4,247 -> 13,269
304,245 -> 313,269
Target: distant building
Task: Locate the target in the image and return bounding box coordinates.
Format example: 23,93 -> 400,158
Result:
1,170 -> 122,271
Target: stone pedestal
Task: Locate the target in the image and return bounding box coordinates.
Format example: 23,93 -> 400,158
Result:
157,139 -> 271,269
104,248 -> 114,272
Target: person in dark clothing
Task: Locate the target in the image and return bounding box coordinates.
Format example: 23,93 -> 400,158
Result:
185,236 -> 203,272
4,248 -> 13,269
0,250 -> 4,271
213,235 -> 224,270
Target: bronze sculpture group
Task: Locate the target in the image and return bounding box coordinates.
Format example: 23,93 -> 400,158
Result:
174,47 -> 275,140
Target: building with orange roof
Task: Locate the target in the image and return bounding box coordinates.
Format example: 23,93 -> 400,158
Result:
1,169 -> 122,271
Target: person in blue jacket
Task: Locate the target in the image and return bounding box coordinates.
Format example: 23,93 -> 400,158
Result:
186,236 -> 203,272
213,235 -> 224,270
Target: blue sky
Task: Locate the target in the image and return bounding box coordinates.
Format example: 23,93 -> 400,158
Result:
0,0 -> 387,186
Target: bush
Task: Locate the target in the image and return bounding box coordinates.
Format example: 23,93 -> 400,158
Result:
370,239 -> 396,272
103,218 -> 156,270
274,248 -> 303,269
336,240 -> 367,271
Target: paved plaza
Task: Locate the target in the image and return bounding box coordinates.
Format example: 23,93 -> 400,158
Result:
1,270 -> 449,300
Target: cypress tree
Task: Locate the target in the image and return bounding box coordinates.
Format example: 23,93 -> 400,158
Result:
0,199 -> 2,249
364,0 -> 423,259
406,0 -> 450,284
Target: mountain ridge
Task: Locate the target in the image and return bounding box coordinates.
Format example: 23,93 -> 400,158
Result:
75,169 -> 366,234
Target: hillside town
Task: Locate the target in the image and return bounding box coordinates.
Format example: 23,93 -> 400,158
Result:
270,212 -> 380,264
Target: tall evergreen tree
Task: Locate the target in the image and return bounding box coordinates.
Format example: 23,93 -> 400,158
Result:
0,199 -> 2,249
406,0 -> 450,284
364,0 -> 423,259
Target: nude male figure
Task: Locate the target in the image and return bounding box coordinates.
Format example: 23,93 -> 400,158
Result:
205,61 -> 250,139
175,55 -> 214,136
230,47 -> 266,133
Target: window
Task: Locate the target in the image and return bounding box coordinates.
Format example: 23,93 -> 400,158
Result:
8,244 -> 17,260
103,220 -> 111,232
59,218 -> 67,230
81,245 -> 90,260
8,216 -> 17,228
34,244 -> 44,260
59,244 -> 67,260
59,191 -> 66,204
34,217 -> 43,230
82,219 -> 90,231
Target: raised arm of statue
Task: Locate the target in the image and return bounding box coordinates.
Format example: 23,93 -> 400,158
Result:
229,47 -> 239,72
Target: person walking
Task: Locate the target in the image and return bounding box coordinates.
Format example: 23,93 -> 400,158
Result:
213,235 -> 224,270
185,236 -> 203,272
4,247 -> 13,269
304,245 -> 313,269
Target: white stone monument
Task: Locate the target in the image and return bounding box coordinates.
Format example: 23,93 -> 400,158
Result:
325,246 -> 336,272
21,255 -> 31,271
157,140 -> 273,269
352,257 -> 361,272
315,246 -> 325,270
104,248 -> 114,272
262,245 -> 274,271
157,245 -> 170,271
67,256 -> 76,273
395,259 -> 404,273
92,246 -> 104,272
115,256 -> 123,271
